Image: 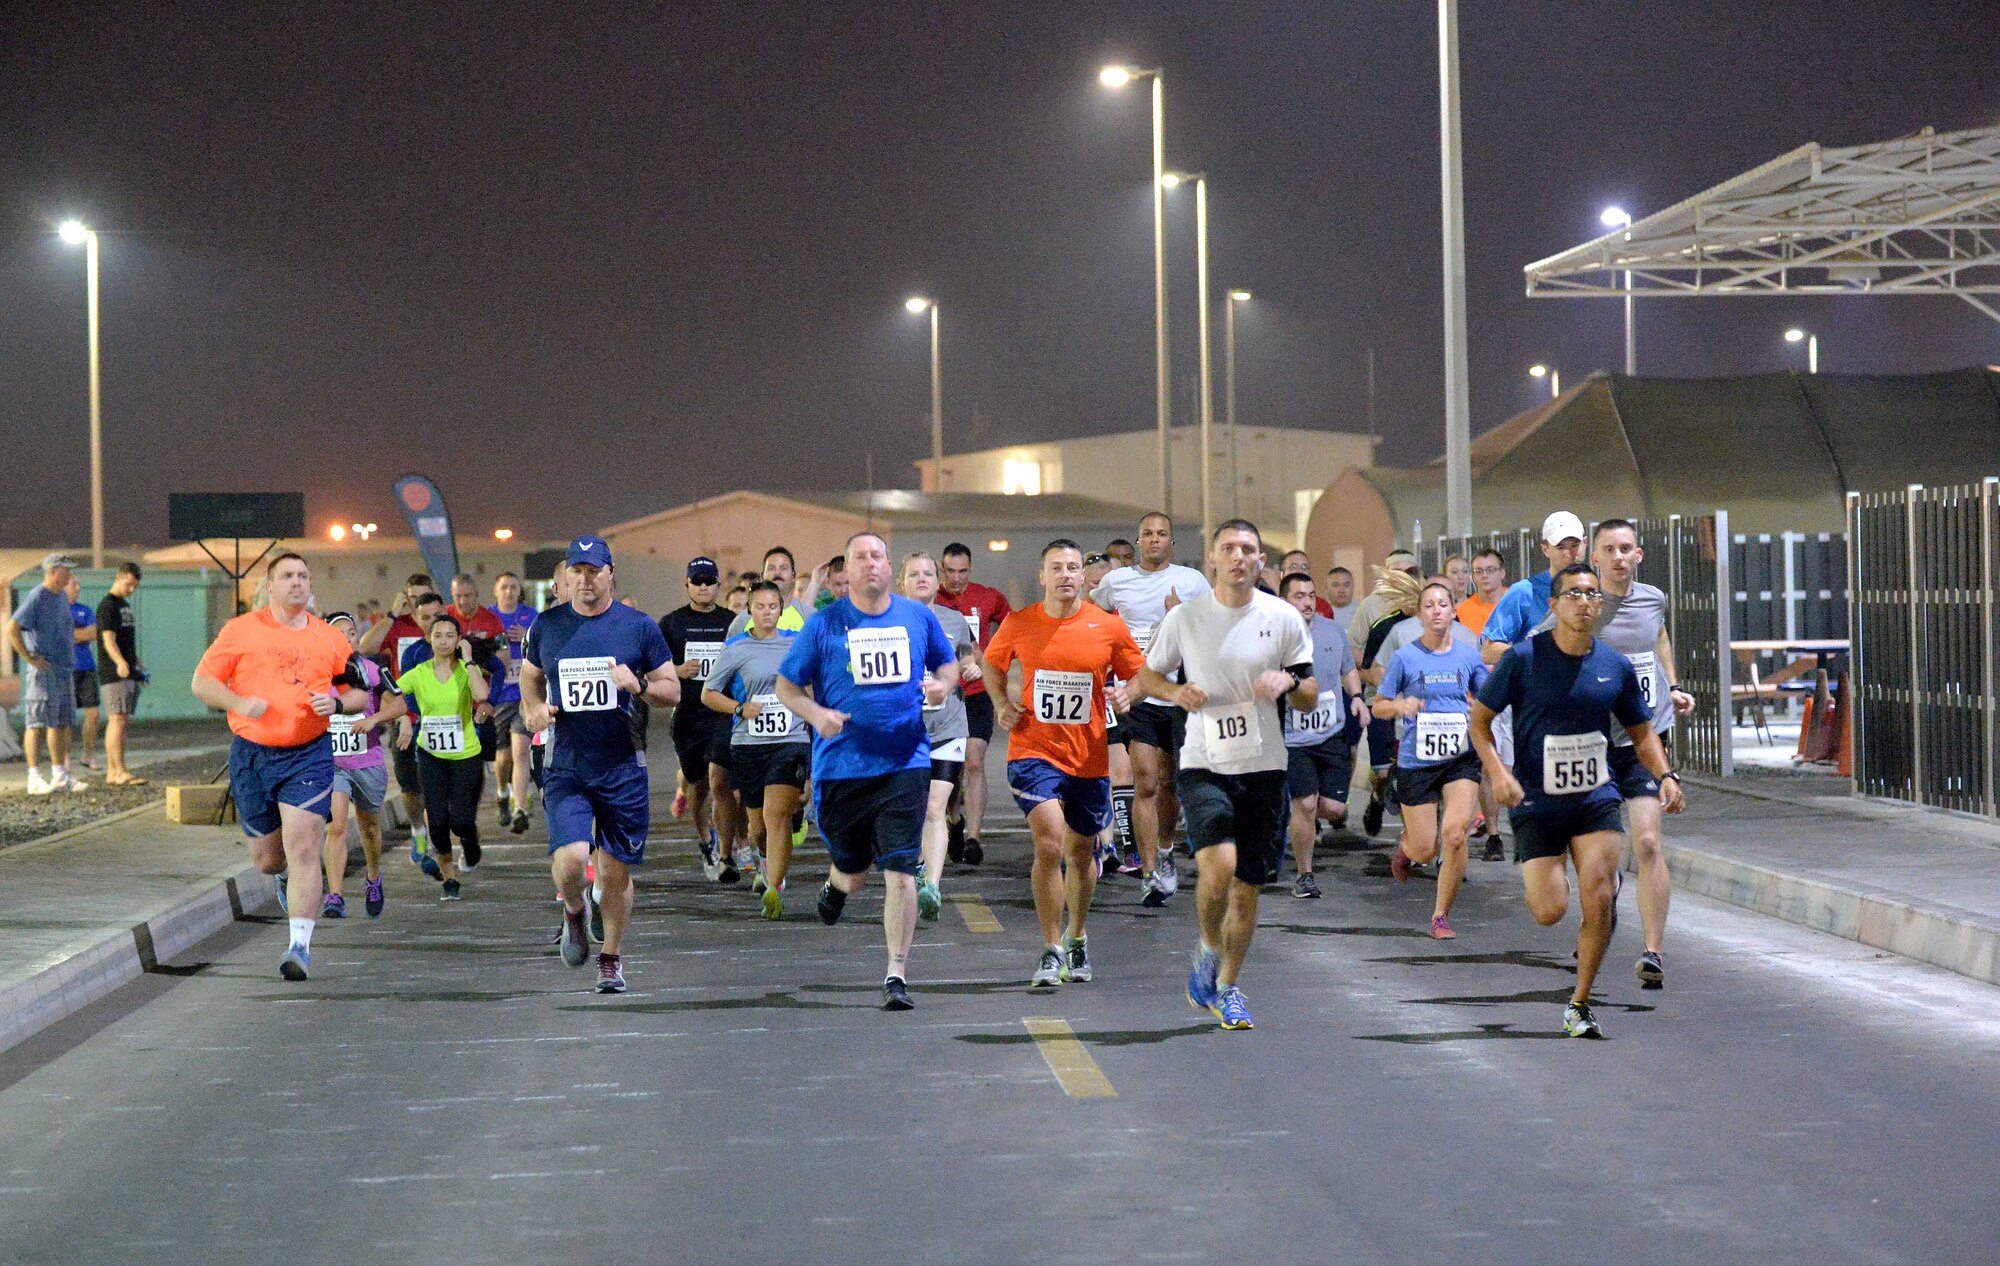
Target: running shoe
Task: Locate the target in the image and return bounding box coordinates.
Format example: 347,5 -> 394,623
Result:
1155,847 -> 1179,896
497,794 -> 512,829
1636,950 -> 1665,989
762,884 -> 783,921
322,892 -> 346,919
717,854 -> 739,885
752,869 -> 769,895
278,942 -> 311,981
699,834 -> 723,881
882,976 -> 914,1011
917,877 -> 942,923
1390,847 -> 1413,883
560,902 -> 590,967
1031,947 -> 1063,988
1186,945 -> 1221,1011
1062,934 -> 1092,983
24,771 -> 53,796
596,953 -> 627,994
1214,985 -> 1253,1030
460,837 -> 482,872
1140,872 -> 1170,908
510,810 -> 529,835
1430,913 -> 1456,940
1481,833 -> 1505,863
410,830 -> 442,879
817,882 -> 847,925
364,876 -> 385,917
1562,1000 -> 1604,1039
1292,871 -> 1322,899
1121,844 -> 1142,874
962,836 -> 984,865
440,879 -> 462,901
275,870 -> 289,915
586,888 -> 604,942
732,844 -> 757,875
1362,794 -> 1384,837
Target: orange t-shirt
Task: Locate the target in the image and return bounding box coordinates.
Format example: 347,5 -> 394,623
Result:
983,603 -> 1146,778
196,607 -> 355,748
1457,594 -> 1498,637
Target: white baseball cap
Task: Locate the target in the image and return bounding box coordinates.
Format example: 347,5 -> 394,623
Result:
1541,511 -> 1585,547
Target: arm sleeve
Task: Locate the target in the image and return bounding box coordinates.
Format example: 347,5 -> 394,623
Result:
194,619 -> 244,684
707,644 -> 742,701
1280,609 -> 1312,670
94,597 -> 116,629
1380,651 -> 1409,698
637,620 -> 672,676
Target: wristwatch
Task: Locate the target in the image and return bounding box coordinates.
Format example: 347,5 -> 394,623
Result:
1661,770 -> 1681,783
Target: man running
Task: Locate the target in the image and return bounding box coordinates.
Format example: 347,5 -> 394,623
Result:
192,554 -> 368,980
322,612 -> 406,918
520,536 -> 679,995
1280,550 -> 1335,618
1458,549 -> 1510,857
488,572 -> 537,834
703,580 -> 811,918
986,539 -> 1146,987
1469,562 -> 1683,1038
661,557 -> 740,881
1086,549 -> 1140,875
934,541 -> 1011,866
1323,566 -> 1358,632
1092,512 -> 1212,906
1135,520 -> 1316,1031
774,532 -> 957,1012
1279,572 -> 1362,898
726,547 -> 820,637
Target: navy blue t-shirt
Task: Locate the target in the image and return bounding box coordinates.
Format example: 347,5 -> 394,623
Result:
525,602 -> 672,774
1476,630 -> 1651,819
779,595 -> 954,783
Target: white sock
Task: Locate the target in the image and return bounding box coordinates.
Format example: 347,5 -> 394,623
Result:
289,917 -> 315,951
591,880 -> 603,902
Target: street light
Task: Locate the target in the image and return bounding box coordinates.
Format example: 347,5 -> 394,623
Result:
1529,363 -> 1560,397
328,524 -> 347,543
351,522 -> 378,541
1165,170 -> 1215,546
1600,205 -> 1636,375
494,528 -> 515,542
1225,290 -> 1252,518
57,219 -> 104,568
1099,63 -> 1171,517
1785,327 -> 1819,373
905,297 -> 943,490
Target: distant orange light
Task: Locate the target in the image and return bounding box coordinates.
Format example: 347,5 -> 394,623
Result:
494,528 -> 515,542
328,524 -> 347,542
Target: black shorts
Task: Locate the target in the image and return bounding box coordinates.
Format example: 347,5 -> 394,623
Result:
1609,745 -> 1661,800
392,740 -> 421,797
929,759 -> 964,787
1177,767 -> 1290,886
815,768 -> 929,876
73,669 -> 100,710
1392,751 -> 1482,807
1106,712 -> 1127,748
963,691 -> 995,743
1512,799 -> 1625,863
675,714 -> 730,784
1286,735 -> 1352,802
1123,704 -> 1186,756
1365,714 -> 1397,770
704,723 -> 735,780
731,742 -> 811,810
476,716 -> 498,762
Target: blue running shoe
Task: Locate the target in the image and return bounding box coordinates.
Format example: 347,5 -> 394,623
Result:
321,892 -> 346,919
1186,945 -> 1221,1011
279,943 -> 310,981
274,870 -> 288,915
1215,985 -> 1253,1030
364,877 -> 385,918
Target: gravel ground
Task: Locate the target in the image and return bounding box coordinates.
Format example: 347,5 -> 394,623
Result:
0,719 -> 231,848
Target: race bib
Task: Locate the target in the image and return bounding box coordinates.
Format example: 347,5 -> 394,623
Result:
504,656 -> 523,685
557,656 -> 618,712
1415,712 -> 1468,762
419,714 -> 466,755
745,693 -> 802,739
1201,700 -> 1260,763
965,607 -> 983,646
1129,624 -> 1154,653
685,640 -> 724,681
1626,651 -> 1659,710
847,627 -> 911,685
1287,700 -> 1340,736
1031,669 -> 1094,726
396,636 -> 420,665
922,672 -> 944,712
328,714 -> 368,758
1543,731 -> 1609,796
1105,680 -> 1121,728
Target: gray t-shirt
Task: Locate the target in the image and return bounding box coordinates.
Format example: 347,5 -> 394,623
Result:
1147,589 -> 1312,775
923,603 -> 974,743
1094,563 -> 1212,709
706,632 -> 809,747
13,584 -> 74,665
1285,612 -> 1357,747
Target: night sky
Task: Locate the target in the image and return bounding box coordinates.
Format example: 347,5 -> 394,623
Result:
4,1 -> 1997,549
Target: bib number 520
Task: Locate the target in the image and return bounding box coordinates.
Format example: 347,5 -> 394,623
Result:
558,657 -> 618,712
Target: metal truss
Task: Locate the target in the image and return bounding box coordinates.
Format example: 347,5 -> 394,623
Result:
1524,124 -> 2000,323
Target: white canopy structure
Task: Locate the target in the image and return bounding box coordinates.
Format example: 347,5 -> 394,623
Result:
1525,124 -> 2000,323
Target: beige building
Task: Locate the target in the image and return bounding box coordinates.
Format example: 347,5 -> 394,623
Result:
913,424 -> 1377,551
143,536 -> 562,616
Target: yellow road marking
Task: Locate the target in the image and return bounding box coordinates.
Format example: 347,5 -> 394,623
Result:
1022,1017 -> 1116,1098
949,893 -> 1002,933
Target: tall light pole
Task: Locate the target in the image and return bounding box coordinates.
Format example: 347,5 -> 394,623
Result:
1529,363 -> 1560,397
1164,171 -> 1213,545
1437,1 -> 1472,537
906,296 -> 943,489
58,220 -> 103,568
1225,290 -> 1251,519
1100,64 -> 1171,517
1784,327 -> 1819,373
1600,206 -> 1636,374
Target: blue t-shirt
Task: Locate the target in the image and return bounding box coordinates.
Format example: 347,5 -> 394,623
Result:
523,602 -> 671,774
1475,631 -> 1651,819
1481,571 -> 1556,648
489,604 -> 536,705
1379,637 -> 1488,767
70,601 -> 96,673
13,585 -> 72,668
778,595 -> 954,783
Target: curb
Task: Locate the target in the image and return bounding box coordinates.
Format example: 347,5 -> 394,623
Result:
0,863 -> 276,1058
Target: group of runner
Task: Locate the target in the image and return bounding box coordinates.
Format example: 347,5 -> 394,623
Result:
189,505 -> 1691,1036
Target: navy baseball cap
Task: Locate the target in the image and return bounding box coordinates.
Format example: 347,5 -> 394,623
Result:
687,556 -> 721,583
565,535 -> 613,568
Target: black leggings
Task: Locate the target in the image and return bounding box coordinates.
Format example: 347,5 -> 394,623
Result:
417,750 -> 485,859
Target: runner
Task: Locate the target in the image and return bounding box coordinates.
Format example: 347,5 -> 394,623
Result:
985,539 -> 1146,987
1279,550 -> 1335,618
191,553 -> 368,980
396,612 -> 491,900
1469,562 -> 1683,1038
725,547 -> 819,637
1347,551 -> 1420,838
1135,520 -> 1316,1031
519,536 -> 679,995
357,573 -> 433,665
66,576 -> 101,776
390,590 -> 451,876
1279,572 -> 1363,898
1092,512 -> 1212,906
897,553 -> 976,923
488,572 -> 537,834
773,531 -> 957,1011
1087,549 -> 1140,876
703,580 -> 812,918
1324,566 -> 1358,632
1376,579 -> 1488,938
934,542 -> 1012,867
1106,538 -> 1136,570
660,557 -> 740,881
1441,554 -> 1472,602
95,562 -> 146,786
322,612 -> 406,917
1458,549 -> 1510,858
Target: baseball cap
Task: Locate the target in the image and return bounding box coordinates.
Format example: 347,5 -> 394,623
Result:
686,556 -> 720,583
565,535 -> 613,569
1541,511 -> 1586,547
41,552 -> 78,572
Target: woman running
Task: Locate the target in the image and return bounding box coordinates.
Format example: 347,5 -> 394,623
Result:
702,581 -> 811,919
396,612 -> 489,901
898,552 -> 977,923
323,612 -> 406,917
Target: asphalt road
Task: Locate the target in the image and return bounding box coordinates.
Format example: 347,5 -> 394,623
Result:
3,764 -> 1996,1266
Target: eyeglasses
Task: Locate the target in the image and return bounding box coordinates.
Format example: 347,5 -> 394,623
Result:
1557,589 -> 1605,604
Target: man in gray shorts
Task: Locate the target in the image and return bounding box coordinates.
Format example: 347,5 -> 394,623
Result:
6,554 -> 84,795
96,562 -> 147,785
